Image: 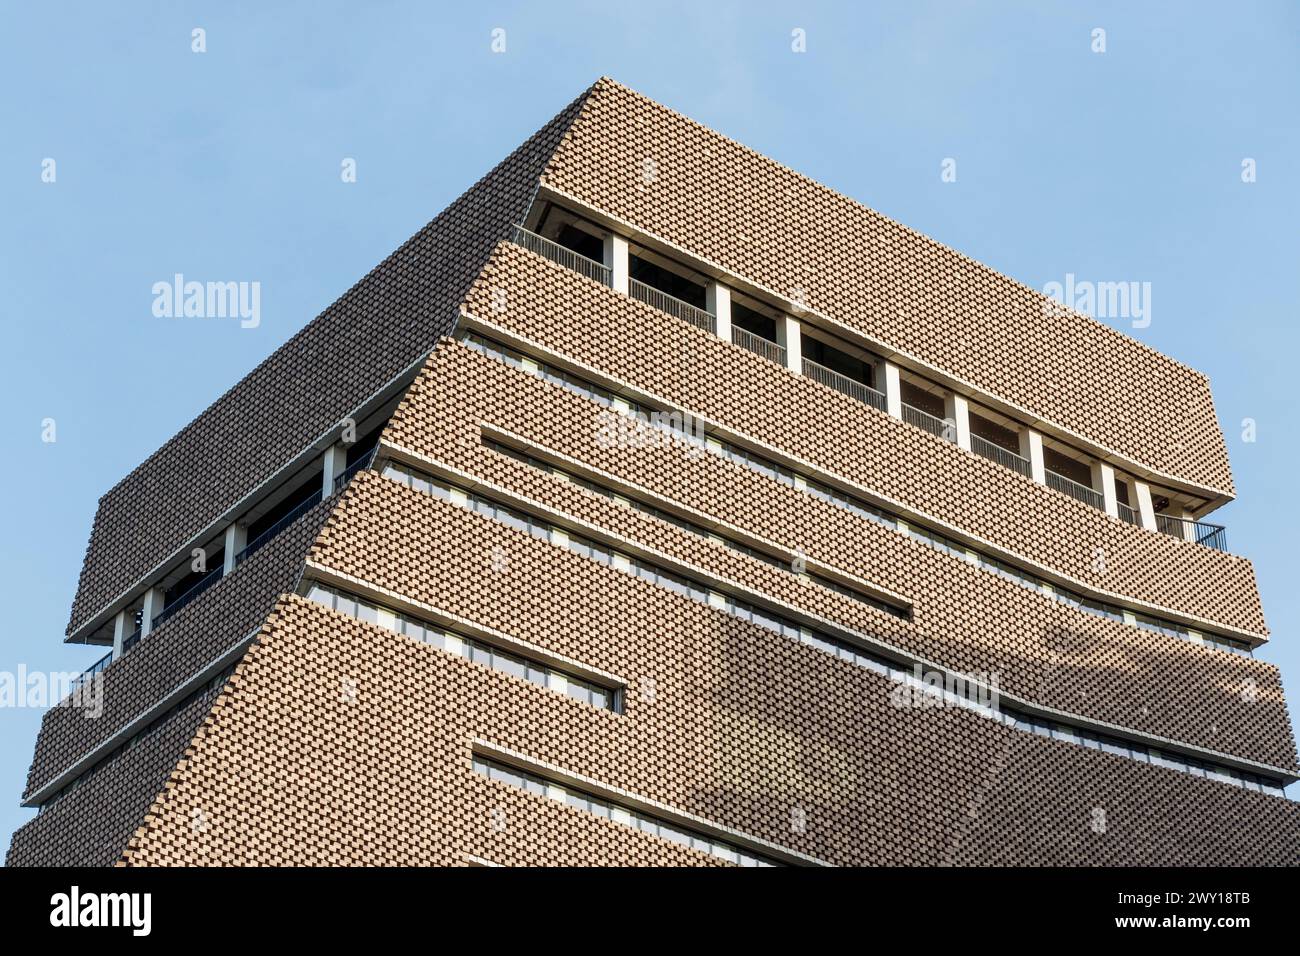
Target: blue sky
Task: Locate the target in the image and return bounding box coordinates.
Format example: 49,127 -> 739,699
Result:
1,1 -> 1297,846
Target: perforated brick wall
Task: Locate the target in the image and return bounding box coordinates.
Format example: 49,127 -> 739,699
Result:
120,595 -> 1299,866
64,89 -> 594,638
459,244 -> 1266,637
23,498 -> 334,801
8,683 -> 223,868
542,78 -> 1234,495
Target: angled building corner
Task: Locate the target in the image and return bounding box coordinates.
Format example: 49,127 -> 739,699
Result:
11,77 -> 1300,867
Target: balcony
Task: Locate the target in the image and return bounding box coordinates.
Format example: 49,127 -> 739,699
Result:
1046,469 -> 1105,511
629,278 -> 715,334
971,433 -> 1033,479
333,445 -> 379,493
234,490 -> 321,567
511,224 -> 611,287
152,563 -> 224,630
732,325 -> 786,365
902,402 -> 955,442
67,649 -> 112,701
513,202 -> 1236,556
802,357 -> 887,412
121,623 -> 142,654
1156,513 -> 1228,553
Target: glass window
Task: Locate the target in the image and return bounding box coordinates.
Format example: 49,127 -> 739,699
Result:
307,585 -> 334,608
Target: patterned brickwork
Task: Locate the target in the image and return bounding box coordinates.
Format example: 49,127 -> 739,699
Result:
7,683 -> 223,867
944,731 -> 1300,866
120,595 -> 1299,866
23,499 -> 334,801
457,243 -> 1266,637
309,470 -> 1294,769
542,78 -> 1234,495
64,89 -> 593,638
16,78 -> 1293,870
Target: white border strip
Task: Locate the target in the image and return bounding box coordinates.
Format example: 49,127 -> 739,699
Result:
302,560 -> 628,691
23,629 -> 260,808
480,422 -> 913,613
472,739 -> 831,867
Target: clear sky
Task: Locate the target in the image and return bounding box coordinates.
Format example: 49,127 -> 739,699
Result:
1,1 -> 1297,847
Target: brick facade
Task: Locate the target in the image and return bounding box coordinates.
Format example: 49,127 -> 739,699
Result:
12,78 -> 1296,868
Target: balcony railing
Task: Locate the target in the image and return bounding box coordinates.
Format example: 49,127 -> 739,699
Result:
67,650 -> 113,699
152,563 -> 224,630
121,624 -> 142,654
802,358 -> 887,412
731,325 -> 786,366
333,445 -> 378,493
511,225 -> 612,286
235,492 -> 321,567
970,433 -> 1033,478
1156,513 -> 1228,553
1117,501 -> 1140,526
628,278 -> 716,334
902,403 -> 955,442
1046,469 -> 1105,511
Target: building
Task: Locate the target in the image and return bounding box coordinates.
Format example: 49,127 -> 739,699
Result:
8,77 -> 1298,867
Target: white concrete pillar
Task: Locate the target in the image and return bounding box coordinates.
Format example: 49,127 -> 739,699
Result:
1018,428 -> 1046,484
140,586 -> 165,637
603,234 -> 629,294
112,609 -> 131,660
781,315 -> 802,373
322,443 -> 349,500
883,362 -> 903,419
1134,481 -> 1159,531
1177,506 -> 1198,542
945,393 -> 972,452
706,281 -> 731,343
1091,461 -> 1119,518
223,523 -> 247,574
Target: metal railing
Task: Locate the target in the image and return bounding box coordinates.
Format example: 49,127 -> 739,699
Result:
511,224 -> 612,286
333,445 -> 378,492
802,358 -> 887,412
731,325 -> 787,365
235,492 -> 321,567
970,433 -> 1033,478
67,650 -> 113,699
902,403 -> 955,442
1046,469 -> 1105,511
121,625 -> 142,654
1156,513 -> 1228,553
151,563 -> 224,630
1117,501 -> 1139,526
628,278 -> 716,334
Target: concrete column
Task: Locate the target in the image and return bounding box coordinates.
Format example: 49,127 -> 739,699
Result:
781,315 -> 802,373
322,443 -> 349,500
944,393 -> 972,452
1018,428 -> 1046,484
1134,481 -> 1159,531
1091,461 -> 1119,518
140,586 -> 165,637
603,233 -> 629,294
223,522 -> 247,574
112,609 -> 130,660
883,362 -> 903,419
1177,506 -> 1199,542
706,281 -> 731,343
